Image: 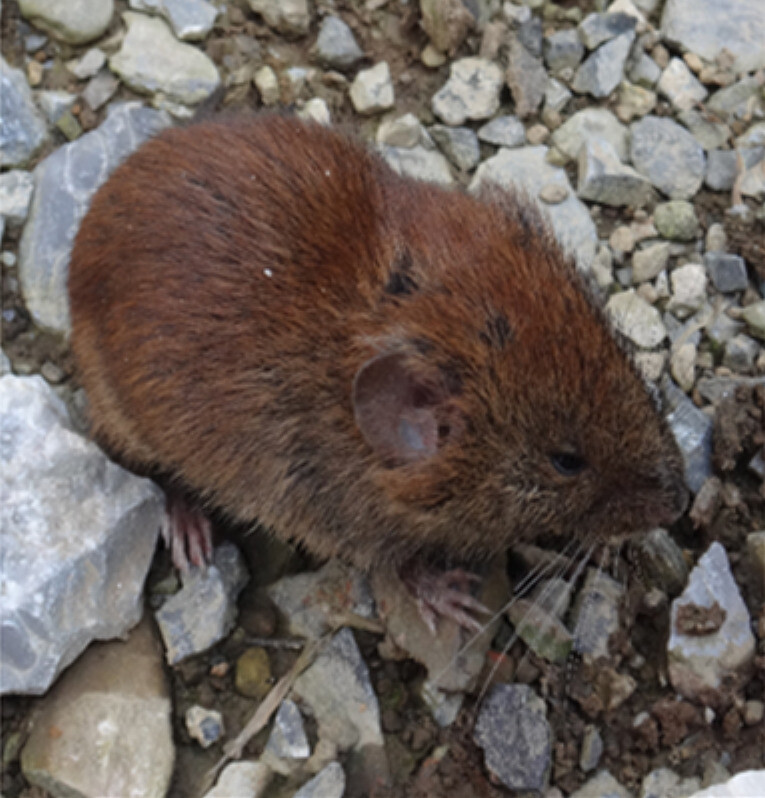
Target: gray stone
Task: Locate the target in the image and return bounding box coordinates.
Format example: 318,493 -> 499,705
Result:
420,0 -> 474,55
293,762 -> 345,798
67,47 -> 106,79
663,378 -> 713,493
704,148 -> 764,193
577,136 -> 654,207
19,0 -> 113,45
736,122 -> 765,149
704,252 -> 748,293
382,145 -> 454,185
668,264 -> 708,319
634,528 -> 689,596
110,13 -> 221,105
657,58 -> 708,111
707,77 -> 764,122
572,31 -> 635,99
293,629 -> 387,785
669,542 -> 756,707
37,89 -> 77,123
0,169 -> 35,226
739,155 -> 765,200
474,684 -> 551,793
578,12 -> 636,50
432,57 -> 503,126
606,289 -> 667,348
678,109 -> 730,152
629,52 -> 661,87
571,771 -> 632,798
0,375 -> 163,695
517,15 -> 543,58
421,680 -> 463,727
248,0 -> 310,37
661,0 -> 765,75
376,113 -> 428,148
723,335 -> 759,373
507,600 -> 573,664
203,763 -> 272,798
707,313 -> 744,351
0,55 -> 48,168
642,768 -> 701,798
551,107 -> 628,162
505,37 -> 547,118
654,200 -> 700,241
315,15 -> 363,69
350,62 -> 394,115
695,375 -> 765,405
267,560 -> 375,639
430,124 -> 480,171
82,70 -> 120,110
630,116 -> 705,199
543,29 -> 584,72
477,115 -> 525,148
185,705 -> 224,748
18,102 -> 170,335
20,619 -> 173,797
129,0 -> 219,42
470,146 -> 598,268
571,569 -> 625,659
580,726 -> 604,773
632,242 -> 671,283
265,699 -> 310,761
155,542 -> 249,664
616,81 -> 656,123
544,78 -> 572,113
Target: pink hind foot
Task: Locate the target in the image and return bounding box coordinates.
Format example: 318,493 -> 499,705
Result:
400,561 -> 491,634
160,492 -> 214,572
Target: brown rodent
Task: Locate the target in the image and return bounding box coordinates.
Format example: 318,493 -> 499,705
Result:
68,114 -> 688,574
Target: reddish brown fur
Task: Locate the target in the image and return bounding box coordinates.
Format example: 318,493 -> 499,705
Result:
68,115 -> 687,570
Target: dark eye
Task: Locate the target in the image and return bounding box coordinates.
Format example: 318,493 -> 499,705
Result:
550,452 -> 586,477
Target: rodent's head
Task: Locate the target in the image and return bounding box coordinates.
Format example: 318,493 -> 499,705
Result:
351,188 -> 688,561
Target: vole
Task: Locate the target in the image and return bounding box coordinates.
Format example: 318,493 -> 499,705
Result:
68,114 -> 688,624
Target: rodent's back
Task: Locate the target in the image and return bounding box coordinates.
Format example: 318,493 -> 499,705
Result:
69,115 -> 687,570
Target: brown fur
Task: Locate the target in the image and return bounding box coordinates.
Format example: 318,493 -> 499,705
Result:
68,115 -> 687,570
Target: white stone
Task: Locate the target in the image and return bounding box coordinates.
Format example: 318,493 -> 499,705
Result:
67,47 -> 106,79
606,289 -> 667,348
19,0 -> 113,45
349,62 -> 395,115
382,146 -> 454,185
658,58 -> 708,111
431,57 -> 504,126
129,0 -> 219,42
254,65 -> 280,105
248,0 -> 310,36
687,771 -> 765,798
668,542 -> 756,707
668,264 -> 708,319
109,12 -> 221,105
0,169 -> 35,225
203,762 -> 273,798
297,98 -> 331,126
470,146 -> 598,269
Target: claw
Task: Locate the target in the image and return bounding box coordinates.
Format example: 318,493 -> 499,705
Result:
401,562 -> 491,634
161,493 -> 214,572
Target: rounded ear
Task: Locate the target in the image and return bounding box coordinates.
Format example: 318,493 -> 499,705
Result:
352,352 -> 459,464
